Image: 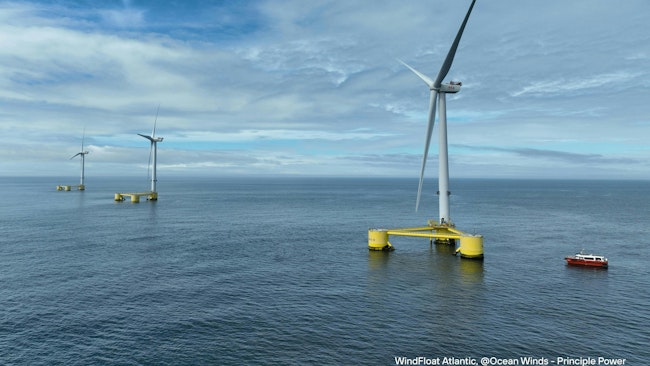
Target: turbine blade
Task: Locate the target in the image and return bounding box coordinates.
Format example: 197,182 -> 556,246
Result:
398,59 -> 435,88
138,133 -> 155,142
416,90 -> 438,211
70,152 -> 81,160
152,105 -> 160,138
81,127 -> 86,151
433,0 -> 476,88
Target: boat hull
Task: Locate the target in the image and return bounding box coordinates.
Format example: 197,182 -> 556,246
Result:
565,257 -> 608,268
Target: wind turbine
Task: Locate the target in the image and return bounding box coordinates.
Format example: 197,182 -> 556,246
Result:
368,0 -> 483,257
138,108 -> 163,193
400,0 -> 476,225
70,129 -> 89,190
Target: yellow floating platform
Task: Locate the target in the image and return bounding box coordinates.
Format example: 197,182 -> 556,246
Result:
368,220 -> 483,259
56,184 -> 85,191
114,191 -> 158,203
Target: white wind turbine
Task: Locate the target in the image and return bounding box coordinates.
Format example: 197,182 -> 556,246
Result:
70,129 -> 89,189
400,0 -> 476,225
138,108 -> 163,193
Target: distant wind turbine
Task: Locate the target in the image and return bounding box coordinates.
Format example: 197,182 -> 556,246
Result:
70,129 -> 89,190
138,107 -> 163,193
400,0 -> 476,225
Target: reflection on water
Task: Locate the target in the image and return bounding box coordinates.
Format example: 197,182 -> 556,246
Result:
458,257 -> 484,286
367,250 -> 391,271
367,242 -> 484,287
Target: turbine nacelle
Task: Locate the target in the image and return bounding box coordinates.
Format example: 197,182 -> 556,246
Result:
439,81 -> 462,93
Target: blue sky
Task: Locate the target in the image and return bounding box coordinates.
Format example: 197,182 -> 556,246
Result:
1,0 -> 649,179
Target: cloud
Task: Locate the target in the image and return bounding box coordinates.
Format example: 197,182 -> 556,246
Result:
1,0 -> 649,179
510,71 -> 642,98
99,8 -> 145,28
458,145 -> 641,166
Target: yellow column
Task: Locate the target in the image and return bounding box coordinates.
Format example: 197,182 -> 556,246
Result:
457,235 -> 484,259
368,229 -> 393,251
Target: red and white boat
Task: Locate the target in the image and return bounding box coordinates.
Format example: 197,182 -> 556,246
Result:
565,251 -> 608,268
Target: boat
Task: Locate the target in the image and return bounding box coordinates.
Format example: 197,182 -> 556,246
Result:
565,251 -> 608,268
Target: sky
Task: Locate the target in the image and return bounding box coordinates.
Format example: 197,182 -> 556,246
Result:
1,0 -> 649,180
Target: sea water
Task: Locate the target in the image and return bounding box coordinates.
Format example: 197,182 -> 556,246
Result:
0,177 -> 648,365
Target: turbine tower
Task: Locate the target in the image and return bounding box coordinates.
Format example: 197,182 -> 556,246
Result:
138,110 -> 163,193
70,130 -> 89,190
401,0 -> 476,225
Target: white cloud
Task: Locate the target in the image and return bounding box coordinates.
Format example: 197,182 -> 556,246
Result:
168,129 -> 395,143
1,0 -> 649,179
510,71 -> 642,97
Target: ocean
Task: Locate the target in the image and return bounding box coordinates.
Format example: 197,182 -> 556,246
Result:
1,177 -> 648,365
